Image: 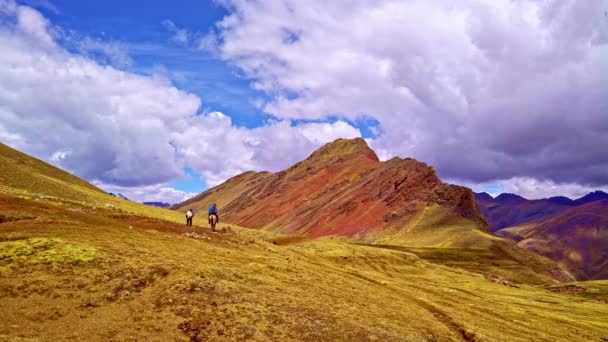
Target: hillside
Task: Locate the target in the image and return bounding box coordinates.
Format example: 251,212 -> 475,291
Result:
0,143 -> 186,222
498,200 -> 608,280
0,143 -> 105,199
3,142 -> 608,340
174,138 -> 488,241
2,188 -> 608,340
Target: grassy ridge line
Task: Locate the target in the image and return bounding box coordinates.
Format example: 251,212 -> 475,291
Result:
0,143 -> 103,194
0,141 -> 179,218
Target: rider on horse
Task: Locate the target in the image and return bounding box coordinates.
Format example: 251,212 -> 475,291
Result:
208,203 -> 219,231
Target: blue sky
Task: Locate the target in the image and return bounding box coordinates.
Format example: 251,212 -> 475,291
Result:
45,0 -> 270,130
35,0 -> 387,194
40,0 -> 263,194
33,0 -> 381,195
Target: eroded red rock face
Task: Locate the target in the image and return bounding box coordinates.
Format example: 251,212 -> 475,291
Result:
174,138 -> 488,239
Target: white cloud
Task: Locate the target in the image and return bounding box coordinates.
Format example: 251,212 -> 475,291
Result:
0,2 -> 362,202
19,0 -> 58,14
93,181 -> 196,204
4,0 -> 604,203
16,4 -> 54,47
0,13 -> 201,186
212,0 -> 608,188
171,114 -> 360,186
74,36 -> 133,68
162,20 -> 191,45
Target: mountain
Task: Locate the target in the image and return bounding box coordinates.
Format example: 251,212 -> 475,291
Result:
573,190 -> 608,205
4,141 -> 608,340
498,200 -> 608,280
144,201 -> 172,208
174,138 -> 488,241
547,196 -> 574,206
475,193 -> 572,232
494,193 -> 527,204
478,190 -> 608,280
475,191 -> 608,232
172,139 -> 582,284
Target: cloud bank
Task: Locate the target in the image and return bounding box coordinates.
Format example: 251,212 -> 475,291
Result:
211,0 -> 608,190
0,0 -> 606,202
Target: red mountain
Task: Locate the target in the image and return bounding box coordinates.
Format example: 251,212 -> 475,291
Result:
174,138 -> 488,240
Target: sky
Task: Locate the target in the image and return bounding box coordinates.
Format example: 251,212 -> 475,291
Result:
0,0 -> 606,203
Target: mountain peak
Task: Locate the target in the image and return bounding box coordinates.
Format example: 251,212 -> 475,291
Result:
574,191 -> 608,205
475,192 -> 495,202
547,196 -> 574,205
307,138 -> 379,162
495,193 -> 526,203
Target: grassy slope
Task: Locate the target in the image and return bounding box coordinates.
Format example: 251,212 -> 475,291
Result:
2,194 -> 608,341
372,205 -> 574,285
2,143 -> 608,341
0,143 -> 199,225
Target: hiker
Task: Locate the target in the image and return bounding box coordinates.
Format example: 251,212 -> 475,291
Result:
186,209 -> 194,226
208,203 -> 220,232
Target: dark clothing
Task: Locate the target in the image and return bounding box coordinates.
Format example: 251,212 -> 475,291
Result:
186,217 -> 193,226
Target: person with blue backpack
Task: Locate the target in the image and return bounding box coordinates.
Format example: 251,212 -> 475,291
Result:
208,203 -> 219,231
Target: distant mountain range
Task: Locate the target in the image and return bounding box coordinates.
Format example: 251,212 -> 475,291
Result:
476,191 -> 608,280
143,201 -> 172,208
108,194 -> 172,208
475,191 -> 608,232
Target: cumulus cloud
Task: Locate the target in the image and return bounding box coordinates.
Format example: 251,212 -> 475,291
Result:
0,6 -> 200,186
212,0 -> 608,190
171,114 -> 360,186
2,0 -> 604,202
93,181 -> 197,204
0,1 -> 361,201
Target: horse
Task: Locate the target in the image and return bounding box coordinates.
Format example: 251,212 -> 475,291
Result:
209,214 -> 218,232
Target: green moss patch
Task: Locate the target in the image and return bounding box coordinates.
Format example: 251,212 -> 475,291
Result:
0,238 -> 97,266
